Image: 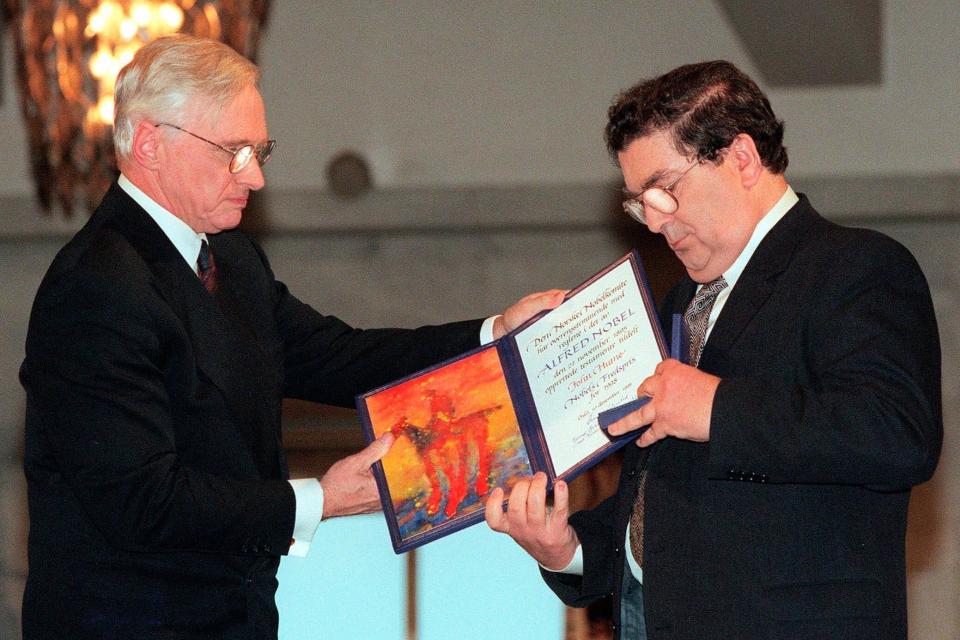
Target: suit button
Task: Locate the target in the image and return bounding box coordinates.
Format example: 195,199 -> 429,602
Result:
264,545 -> 272,553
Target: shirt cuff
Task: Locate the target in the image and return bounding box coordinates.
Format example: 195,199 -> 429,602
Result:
480,315 -> 501,344
539,544 -> 584,575
288,478 -> 324,557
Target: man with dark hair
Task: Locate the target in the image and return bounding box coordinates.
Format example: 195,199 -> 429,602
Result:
487,60 -> 941,639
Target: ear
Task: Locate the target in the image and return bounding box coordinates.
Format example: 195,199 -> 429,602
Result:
130,120 -> 162,170
728,133 -> 764,189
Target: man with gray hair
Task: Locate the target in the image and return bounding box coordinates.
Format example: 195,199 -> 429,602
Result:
20,34 -> 560,639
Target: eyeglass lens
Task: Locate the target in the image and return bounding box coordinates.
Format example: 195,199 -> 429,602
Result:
623,187 -> 679,224
228,140 -> 275,174
622,159 -> 703,224
641,188 -> 680,214
229,147 -> 255,173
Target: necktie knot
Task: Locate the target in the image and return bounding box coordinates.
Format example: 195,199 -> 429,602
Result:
197,240 -> 218,293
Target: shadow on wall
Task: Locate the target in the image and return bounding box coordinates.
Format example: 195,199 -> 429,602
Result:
0,420 -> 26,640
907,475 -> 945,574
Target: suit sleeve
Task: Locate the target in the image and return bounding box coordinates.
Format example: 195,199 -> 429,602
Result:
246,239 -> 484,406
21,269 -> 296,555
708,233 -> 942,490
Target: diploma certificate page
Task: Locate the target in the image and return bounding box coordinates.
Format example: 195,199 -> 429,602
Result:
512,259 -> 663,477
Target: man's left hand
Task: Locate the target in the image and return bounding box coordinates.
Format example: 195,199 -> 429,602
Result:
493,289 -> 567,340
319,432 -> 394,518
607,359 -> 720,447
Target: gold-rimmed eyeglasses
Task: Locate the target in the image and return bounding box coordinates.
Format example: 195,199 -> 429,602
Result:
621,159 -> 703,225
157,122 -> 276,174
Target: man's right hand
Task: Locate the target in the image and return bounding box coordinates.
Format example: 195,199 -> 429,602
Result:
320,432 -> 393,519
484,471 -> 579,571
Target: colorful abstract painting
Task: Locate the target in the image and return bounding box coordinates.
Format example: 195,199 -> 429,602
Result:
365,347 -> 533,545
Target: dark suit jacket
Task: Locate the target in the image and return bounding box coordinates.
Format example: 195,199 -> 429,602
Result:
20,183 -> 483,639
543,196 -> 942,640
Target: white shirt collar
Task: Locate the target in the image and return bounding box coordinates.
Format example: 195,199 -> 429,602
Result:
721,185 -> 798,290
693,185 -> 798,345
118,174 -> 207,275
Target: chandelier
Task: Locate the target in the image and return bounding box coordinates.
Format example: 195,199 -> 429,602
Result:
5,0 -> 271,215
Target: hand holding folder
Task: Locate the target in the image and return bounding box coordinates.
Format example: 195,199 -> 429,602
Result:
357,251 -> 669,552
596,312 -> 687,440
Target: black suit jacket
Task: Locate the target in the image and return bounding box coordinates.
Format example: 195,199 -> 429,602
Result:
20,183 -> 483,639
543,196 -> 942,640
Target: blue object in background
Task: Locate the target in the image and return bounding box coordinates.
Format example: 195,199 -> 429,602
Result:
277,515 -> 405,638
277,514 -> 564,639
417,517 -> 564,639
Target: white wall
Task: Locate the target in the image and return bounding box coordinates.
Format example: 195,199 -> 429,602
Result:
2,1 -> 958,196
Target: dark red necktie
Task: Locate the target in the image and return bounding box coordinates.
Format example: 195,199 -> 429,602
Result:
197,240 -> 219,293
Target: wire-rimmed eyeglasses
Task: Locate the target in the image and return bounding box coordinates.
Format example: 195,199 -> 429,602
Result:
621,159 -> 703,225
157,122 -> 276,174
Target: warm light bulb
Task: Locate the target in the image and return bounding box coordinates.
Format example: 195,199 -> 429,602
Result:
130,2 -> 152,27
89,49 -> 112,78
119,18 -> 138,41
97,95 -> 115,125
159,3 -> 185,30
100,2 -> 123,21
86,12 -> 105,36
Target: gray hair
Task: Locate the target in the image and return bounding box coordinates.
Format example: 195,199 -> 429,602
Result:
113,34 -> 260,159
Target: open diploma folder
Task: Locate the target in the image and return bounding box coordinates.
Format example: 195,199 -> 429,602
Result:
357,251 -> 667,553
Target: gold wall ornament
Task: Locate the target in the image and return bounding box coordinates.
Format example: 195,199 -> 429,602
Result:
5,0 -> 271,215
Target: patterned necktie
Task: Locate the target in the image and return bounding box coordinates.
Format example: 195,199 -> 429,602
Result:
197,240 -> 219,293
628,276 -> 728,566
684,277 -> 728,367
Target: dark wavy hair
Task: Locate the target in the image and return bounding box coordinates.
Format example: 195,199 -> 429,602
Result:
605,60 -> 788,173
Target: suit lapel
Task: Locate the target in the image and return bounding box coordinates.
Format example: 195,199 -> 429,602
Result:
700,197 -> 815,368
102,185 -> 282,475
201,234 -> 286,477
204,234 -> 286,476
